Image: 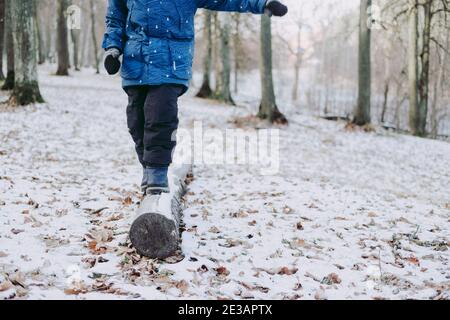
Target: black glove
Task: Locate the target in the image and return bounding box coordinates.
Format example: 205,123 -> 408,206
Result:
104,48 -> 121,75
265,0 -> 288,17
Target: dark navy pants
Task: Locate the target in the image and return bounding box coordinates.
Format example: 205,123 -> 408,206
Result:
124,85 -> 184,167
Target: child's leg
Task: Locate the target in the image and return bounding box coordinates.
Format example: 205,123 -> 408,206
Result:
124,86 -> 148,166
142,85 -> 184,168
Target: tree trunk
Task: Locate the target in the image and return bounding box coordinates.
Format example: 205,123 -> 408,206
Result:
380,81 -> 389,124
56,0 -> 70,75
45,8 -> 52,62
9,0 -> 44,105
35,2 -> 45,65
214,13 -> 234,104
408,0 -> 420,136
89,0 -> 100,74
430,11 -> 448,139
416,0 -> 431,137
292,23 -> 302,102
71,29 -> 80,71
80,16 -> 91,68
196,11 -> 213,98
233,13 -> 241,94
354,0 -> 372,126
257,15 -> 287,124
0,0 -> 5,80
1,0 -> 14,90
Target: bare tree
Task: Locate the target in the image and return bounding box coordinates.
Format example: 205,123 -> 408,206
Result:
196,11 -> 213,98
291,20 -> 303,102
354,0 -> 372,126
1,0 -> 13,90
71,28 -> 81,71
0,0 -> 5,80
415,0 -> 432,136
56,0 -> 70,75
89,0 -> 100,74
232,13 -> 241,94
258,15 -> 287,124
214,12 -> 234,104
9,0 -> 44,105
35,1 -> 46,65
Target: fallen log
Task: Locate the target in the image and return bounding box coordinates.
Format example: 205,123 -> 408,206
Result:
130,164 -> 191,259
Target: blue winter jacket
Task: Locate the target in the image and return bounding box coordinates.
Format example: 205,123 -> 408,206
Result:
102,0 -> 267,90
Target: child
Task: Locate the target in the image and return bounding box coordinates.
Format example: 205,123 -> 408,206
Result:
102,0 -> 288,195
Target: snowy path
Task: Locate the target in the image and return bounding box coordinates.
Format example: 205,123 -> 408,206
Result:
0,69 -> 449,300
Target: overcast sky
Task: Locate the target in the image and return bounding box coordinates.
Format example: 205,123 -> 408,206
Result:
271,0 -> 360,49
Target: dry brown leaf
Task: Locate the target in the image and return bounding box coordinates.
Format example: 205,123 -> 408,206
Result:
87,240 -> 108,254
407,256 -> 420,266
64,288 -> 83,295
325,273 -> 342,284
288,238 -> 307,249
239,281 -> 269,293
278,267 -> 299,276
0,251 -> 8,258
88,240 -> 98,251
215,266 -> 230,276
175,280 -> 189,294
107,213 -> 124,221
122,196 -> 133,206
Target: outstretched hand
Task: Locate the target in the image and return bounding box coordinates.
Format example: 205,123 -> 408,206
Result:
104,48 -> 121,75
265,0 -> 288,17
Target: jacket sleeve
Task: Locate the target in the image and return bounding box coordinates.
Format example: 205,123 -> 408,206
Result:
196,0 -> 267,14
102,0 -> 128,52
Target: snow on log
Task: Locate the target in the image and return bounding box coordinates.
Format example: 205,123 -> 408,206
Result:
130,164 -> 191,259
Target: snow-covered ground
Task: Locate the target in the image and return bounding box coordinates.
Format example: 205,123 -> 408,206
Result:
0,67 -> 449,300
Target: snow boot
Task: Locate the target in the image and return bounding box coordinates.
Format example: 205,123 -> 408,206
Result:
143,166 -> 170,195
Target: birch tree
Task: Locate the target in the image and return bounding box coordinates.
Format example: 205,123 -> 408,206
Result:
9,0 -> 44,105
89,0 -> 100,74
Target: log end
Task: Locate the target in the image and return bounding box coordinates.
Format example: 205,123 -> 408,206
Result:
130,212 -> 179,259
